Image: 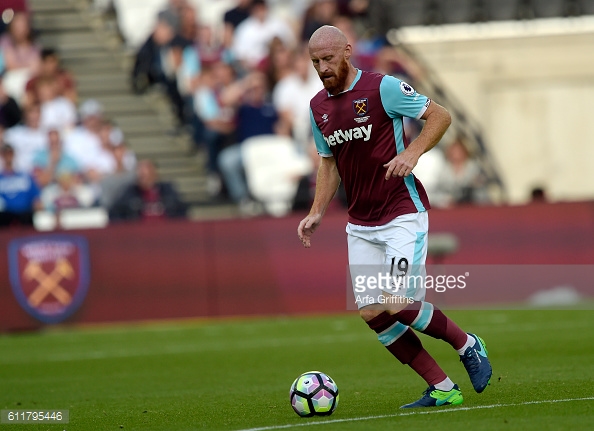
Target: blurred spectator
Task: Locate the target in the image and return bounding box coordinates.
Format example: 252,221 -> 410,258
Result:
0,143 -> 40,227
98,119 -> 136,174
170,37 -> 200,121
217,71 -> 289,213
373,46 -> 411,79
224,0 -> 253,35
194,23 -> 225,68
131,10 -> 181,104
176,1 -> 199,43
261,37 -> 292,90
97,120 -> 136,209
272,46 -> 323,149
99,148 -> 137,211
223,0 -> 252,57
4,103 -> 46,173
0,11 -> 41,102
0,1 -> 29,36
37,76 -> 77,131
300,0 -> 338,42
63,99 -> 108,182
0,71 -> 21,128
432,139 -> 490,208
109,159 -> 187,221
231,0 -> 295,71
24,48 -> 77,108
131,7 -> 195,126
40,171 -> 95,213
193,61 -> 237,197
31,128 -> 79,188
96,119 -> 137,210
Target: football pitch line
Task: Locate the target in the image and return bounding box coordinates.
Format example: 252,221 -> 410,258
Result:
237,397 -> 594,431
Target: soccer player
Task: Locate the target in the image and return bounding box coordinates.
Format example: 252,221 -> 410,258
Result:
297,26 -> 492,408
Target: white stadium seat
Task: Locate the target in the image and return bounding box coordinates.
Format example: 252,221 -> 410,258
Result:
242,135 -> 313,217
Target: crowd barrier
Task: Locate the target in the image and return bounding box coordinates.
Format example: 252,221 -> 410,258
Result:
1,201 -> 593,332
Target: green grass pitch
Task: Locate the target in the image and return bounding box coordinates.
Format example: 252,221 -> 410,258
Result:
1,309 -> 593,430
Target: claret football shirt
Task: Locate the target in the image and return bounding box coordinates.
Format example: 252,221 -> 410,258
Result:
310,69 -> 431,226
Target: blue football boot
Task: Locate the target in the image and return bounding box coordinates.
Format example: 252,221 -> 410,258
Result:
460,333 -> 492,393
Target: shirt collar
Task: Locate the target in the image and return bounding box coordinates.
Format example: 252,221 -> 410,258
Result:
327,68 -> 362,97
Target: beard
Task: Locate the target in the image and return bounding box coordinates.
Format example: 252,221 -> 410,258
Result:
319,58 -> 350,95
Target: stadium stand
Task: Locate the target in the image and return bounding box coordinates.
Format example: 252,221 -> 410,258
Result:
7,0 -> 592,224
26,0 -> 210,214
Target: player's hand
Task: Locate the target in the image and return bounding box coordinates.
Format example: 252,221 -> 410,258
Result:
383,150 -> 419,180
298,214 -> 322,248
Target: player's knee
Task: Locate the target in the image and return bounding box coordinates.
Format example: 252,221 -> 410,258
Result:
359,307 -> 383,322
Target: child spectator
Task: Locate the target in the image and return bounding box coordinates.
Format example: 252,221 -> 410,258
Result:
3,103 -> 46,173
24,48 -> 77,108
31,128 -> 79,188
0,143 -> 40,227
40,171 -> 95,213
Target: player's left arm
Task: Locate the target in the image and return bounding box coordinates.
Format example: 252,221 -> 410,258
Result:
383,100 -> 451,179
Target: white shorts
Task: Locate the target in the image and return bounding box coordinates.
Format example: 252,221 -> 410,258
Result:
347,212 -> 428,309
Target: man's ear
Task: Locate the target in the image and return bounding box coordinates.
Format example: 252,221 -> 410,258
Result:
344,43 -> 352,60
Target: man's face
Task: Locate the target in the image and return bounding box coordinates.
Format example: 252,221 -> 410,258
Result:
48,130 -> 61,149
26,106 -> 41,129
137,161 -> 158,190
42,55 -> 59,75
1,149 -> 14,167
309,43 -> 350,95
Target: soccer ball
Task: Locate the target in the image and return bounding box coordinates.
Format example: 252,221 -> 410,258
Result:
289,371 -> 339,417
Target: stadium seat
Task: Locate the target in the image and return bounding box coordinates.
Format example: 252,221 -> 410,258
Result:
533,0 -> 564,17
485,0 -> 520,20
113,0 -> 167,48
440,0 -> 476,24
584,0 -> 594,14
112,0 -> 235,48
33,208 -> 110,231
242,135 -> 313,217
393,0 -> 428,27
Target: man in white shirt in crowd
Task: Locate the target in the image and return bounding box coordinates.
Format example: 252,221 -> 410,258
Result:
231,0 -> 295,70
4,103 -> 47,173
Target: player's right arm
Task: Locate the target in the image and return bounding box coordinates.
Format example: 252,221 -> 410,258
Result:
298,156 -> 340,248
298,107 -> 340,248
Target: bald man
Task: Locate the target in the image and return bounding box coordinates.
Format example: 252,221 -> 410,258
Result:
297,26 -> 492,409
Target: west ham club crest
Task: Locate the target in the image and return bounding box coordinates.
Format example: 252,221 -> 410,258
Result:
8,235 -> 90,324
352,98 -> 368,116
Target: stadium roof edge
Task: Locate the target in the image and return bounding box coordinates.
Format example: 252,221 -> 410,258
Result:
390,15 -> 594,44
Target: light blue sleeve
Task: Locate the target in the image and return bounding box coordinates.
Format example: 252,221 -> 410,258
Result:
183,46 -> 201,76
310,108 -> 332,157
32,150 -> 47,168
379,75 -> 430,120
195,89 -> 220,121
